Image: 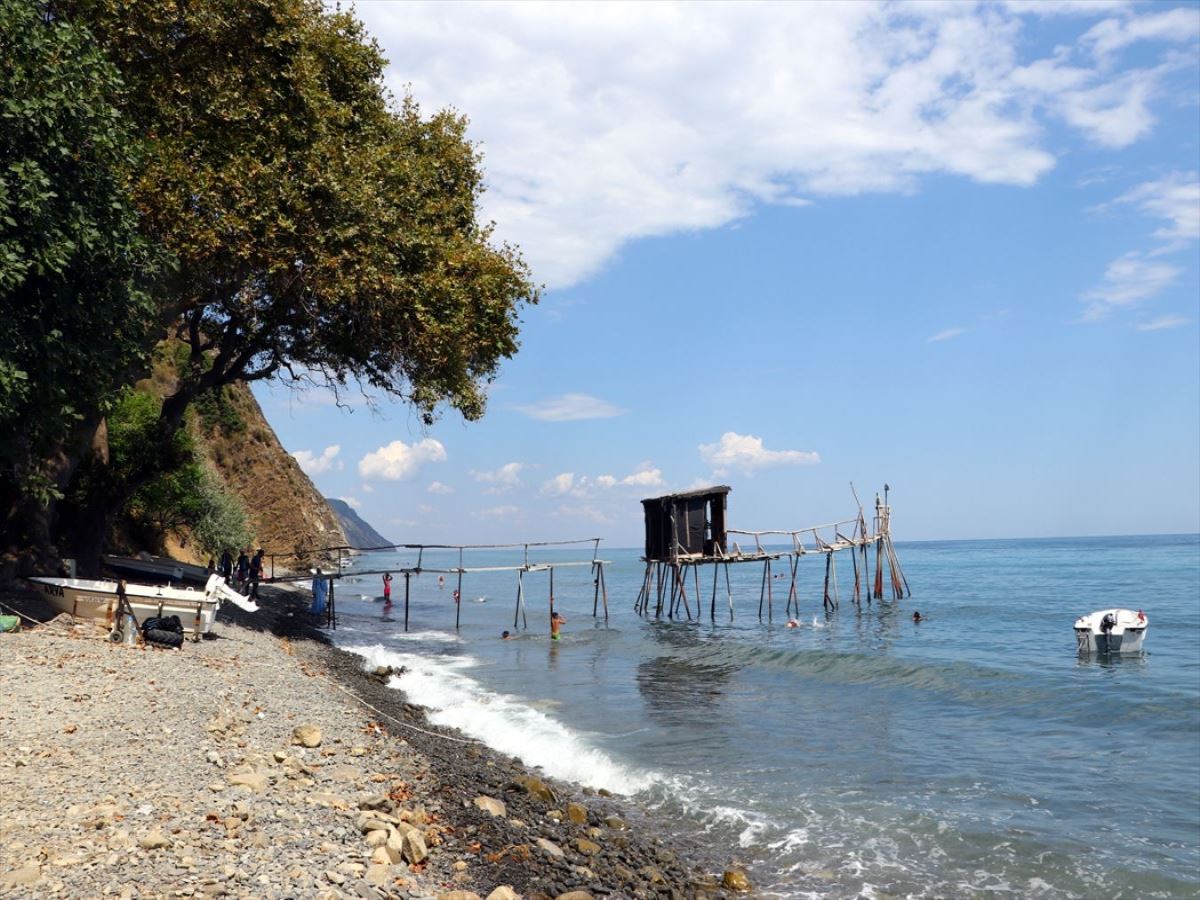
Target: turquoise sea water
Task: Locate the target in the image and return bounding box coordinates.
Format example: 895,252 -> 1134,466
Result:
331,534 -> 1200,898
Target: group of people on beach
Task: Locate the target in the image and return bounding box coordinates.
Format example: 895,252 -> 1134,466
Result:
214,547 -> 266,599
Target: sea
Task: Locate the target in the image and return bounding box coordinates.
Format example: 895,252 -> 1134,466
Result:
328,534 -> 1200,899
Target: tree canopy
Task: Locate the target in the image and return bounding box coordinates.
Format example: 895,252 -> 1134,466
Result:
1,0 -> 537,567
57,0 -> 537,424
0,0 -> 157,544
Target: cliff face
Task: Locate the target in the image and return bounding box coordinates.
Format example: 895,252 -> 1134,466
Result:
191,383 -> 346,567
326,497 -> 391,550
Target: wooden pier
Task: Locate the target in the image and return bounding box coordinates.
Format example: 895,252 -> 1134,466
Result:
266,538 -> 611,633
634,485 -> 909,622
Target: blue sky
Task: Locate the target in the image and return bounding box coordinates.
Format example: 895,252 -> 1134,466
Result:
259,1 -> 1200,546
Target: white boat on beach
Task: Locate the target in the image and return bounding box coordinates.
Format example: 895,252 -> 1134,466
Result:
24,573 -> 258,638
1074,608 -> 1148,655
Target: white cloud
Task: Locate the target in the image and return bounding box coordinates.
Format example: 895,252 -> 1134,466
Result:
542,472 -> 579,496
353,2 -> 1193,288
595,475 -> 617,489
699,432 -> 820,474
417,503 -> 435,514
1136,314 -> 1190,332
1080,252 -> 1182,321
338,495 -> 362,511
292,444 -> 341,475
552,504 -> 611,525
473,505 -> 520,519
1107,172 -> 1200,247
471,462 -> 524,490
1082,8 -> 1200,61
360,483 -> 374,494
358,438 -> 448,480
513,393 -> 627,421
427,481 -> 454,494
927,327 -> 967,343
620,466 -> 664,488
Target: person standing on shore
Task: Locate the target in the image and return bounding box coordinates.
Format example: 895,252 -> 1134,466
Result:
235,549 -> 250,591
248,549 -> 265,599
310,568 -> 328,616
219,548 -> 233,581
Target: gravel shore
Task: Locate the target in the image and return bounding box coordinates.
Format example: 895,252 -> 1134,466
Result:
0,584 -> 745,900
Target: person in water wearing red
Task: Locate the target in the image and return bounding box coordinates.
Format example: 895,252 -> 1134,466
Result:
382,573 -> 393,612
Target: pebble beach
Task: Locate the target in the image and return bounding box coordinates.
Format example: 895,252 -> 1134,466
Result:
0,585 -> 740,900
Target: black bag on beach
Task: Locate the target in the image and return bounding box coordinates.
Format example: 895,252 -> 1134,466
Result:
142,615 -> 185,649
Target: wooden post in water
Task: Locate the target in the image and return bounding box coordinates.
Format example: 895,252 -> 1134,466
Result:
455,549 -> 463,629
710,563 -> 719,622
786,555 -> 800,618
823,551 -> 833,611
724,562 -> 734,622
403,571 -> 410,632
766,557 -> 774,623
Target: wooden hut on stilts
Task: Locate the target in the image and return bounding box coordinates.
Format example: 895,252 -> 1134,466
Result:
635,484 -> 909,623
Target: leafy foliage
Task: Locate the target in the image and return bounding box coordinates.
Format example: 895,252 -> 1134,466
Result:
108,388 -> 250,556
56,0 -> 539,424
0,0 -> 158,509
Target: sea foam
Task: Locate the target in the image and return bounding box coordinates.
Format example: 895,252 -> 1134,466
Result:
341,641 -> 657,795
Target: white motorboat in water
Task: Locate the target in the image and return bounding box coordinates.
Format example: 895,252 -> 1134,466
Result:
1074,608 -> 1148,655
24,573 -> 258,638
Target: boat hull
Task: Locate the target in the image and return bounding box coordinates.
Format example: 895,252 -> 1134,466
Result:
25,577 -> 217,636
1074,608 -> 1148,655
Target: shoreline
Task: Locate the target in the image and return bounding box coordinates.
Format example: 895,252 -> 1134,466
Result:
0,582 -> 744,899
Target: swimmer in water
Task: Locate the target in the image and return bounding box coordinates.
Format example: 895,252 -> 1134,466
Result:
550,610 -> 566,640
912,611 -> 922,623
786,619 -> 799,628
502,630 -> 511,639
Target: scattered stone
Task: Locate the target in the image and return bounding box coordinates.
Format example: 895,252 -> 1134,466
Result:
573,838 -> 600,855
364,864 -> 390,886
485,888 -> 520,900
511,775 -> 556,805
603,816 -> 626,830
293,725 -> 322,748
722,867 -> 752,892
137,832 -> 172,850
555,893 -> 594,900
437,892 -> 481,900
473,795 -> 506,818
0,864 -> 41,886
226,771 -> 268,793
535,838 -> 564,859
565,803 -> 587,825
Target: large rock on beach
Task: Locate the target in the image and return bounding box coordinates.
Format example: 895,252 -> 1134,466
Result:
723,867 -> 752,891
510,775 -> 556,804
473,795 -> 506,818
292,724 -> 322,747
485,888 -> 521,900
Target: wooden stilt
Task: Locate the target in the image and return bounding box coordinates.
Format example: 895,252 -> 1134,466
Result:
758,559 -> 768,621
850,540 -> 861,607
830,551 -> 839,610
677,563 -> 692,620
786,555 -> 799,617
710,562 -> 719,622
455,550 -> 463,629
874,538 -> 884,600
822,551 -> 833,612
724,562 -> 734,622
599,563 -> 609,623
766,557 -> 774,623
403,571 -> 410,632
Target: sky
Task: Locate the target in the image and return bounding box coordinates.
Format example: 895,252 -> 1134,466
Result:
258,0 -> 1200,547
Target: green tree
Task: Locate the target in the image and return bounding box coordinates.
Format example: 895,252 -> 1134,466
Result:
52,0 -> 538,570
0,0 -> 157,562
